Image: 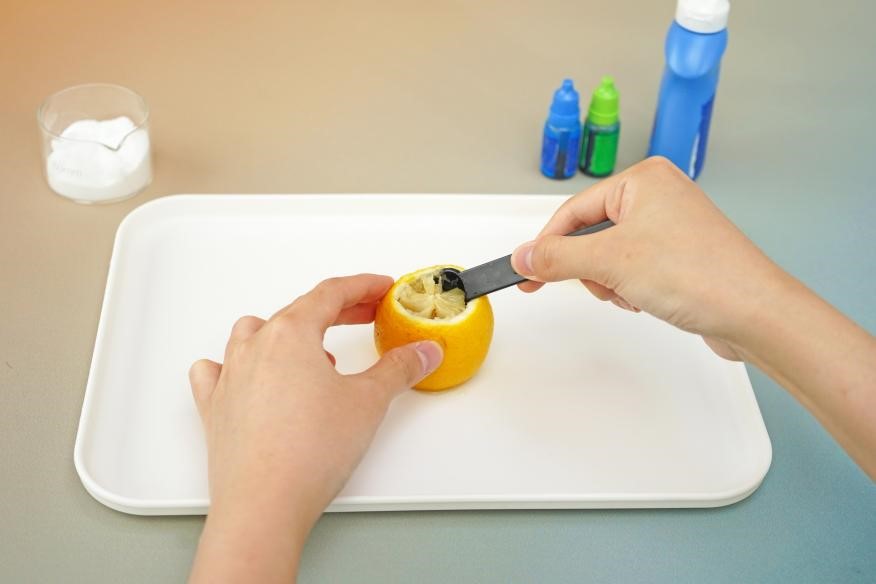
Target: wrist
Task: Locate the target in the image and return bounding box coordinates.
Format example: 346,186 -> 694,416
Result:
724,268 -> 850,396
190,470 -> 324,583
191,493 -> 313,584
712,265 -> 876,480
209,477 -> 320,546
720,264 -> 804,358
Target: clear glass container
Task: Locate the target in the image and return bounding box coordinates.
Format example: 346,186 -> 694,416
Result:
37,83 -> 152,204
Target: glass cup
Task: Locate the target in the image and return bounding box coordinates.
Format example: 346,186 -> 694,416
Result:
37,83 -> 153,204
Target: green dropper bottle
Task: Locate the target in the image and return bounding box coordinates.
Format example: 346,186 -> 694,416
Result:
579,77 -> 620,177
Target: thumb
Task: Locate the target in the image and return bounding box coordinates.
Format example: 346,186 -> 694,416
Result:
511,231 -> 612,284
357,341 -> 443,399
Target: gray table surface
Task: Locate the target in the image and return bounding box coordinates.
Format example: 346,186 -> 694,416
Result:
1,0 -> 874,582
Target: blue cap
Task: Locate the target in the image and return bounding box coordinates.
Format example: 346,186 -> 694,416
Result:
550,79 -> 580,118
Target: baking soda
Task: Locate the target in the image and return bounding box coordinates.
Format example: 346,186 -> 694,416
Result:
46,116 -> 152,203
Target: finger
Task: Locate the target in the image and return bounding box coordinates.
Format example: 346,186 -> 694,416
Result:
511,230 -> 614,283
581,279 -> 615,301
517,280 -> 544,293
224,315 -> 266,362
332,301 -> 379,326
273,274 -> 393,334
325,350 -> 337,367
536,173 -> 629,238
355,341 -> 443,401
189,359 -> 221,420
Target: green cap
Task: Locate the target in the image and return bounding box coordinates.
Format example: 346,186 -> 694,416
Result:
586,76 -> 620,126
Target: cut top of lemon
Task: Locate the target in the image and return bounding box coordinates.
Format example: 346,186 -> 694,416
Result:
395,267 -> 467,320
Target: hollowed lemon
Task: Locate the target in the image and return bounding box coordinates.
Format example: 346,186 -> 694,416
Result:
374,265 -> 494,391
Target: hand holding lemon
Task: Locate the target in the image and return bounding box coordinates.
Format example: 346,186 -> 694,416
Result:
188,274 -> 443,583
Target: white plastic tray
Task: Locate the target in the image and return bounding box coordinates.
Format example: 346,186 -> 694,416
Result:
74,194 -> 771,515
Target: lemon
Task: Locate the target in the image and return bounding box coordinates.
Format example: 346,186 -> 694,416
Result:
374,265 -> 494,391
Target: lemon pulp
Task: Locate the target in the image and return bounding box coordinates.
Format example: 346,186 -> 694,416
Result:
396,269 -> 466,319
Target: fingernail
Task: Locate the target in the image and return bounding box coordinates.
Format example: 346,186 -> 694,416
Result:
512,241 -> 535,276
414,341 -> 443,375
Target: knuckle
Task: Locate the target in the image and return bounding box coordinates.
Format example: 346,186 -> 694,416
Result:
642,155 -> 672,172
535,236 -> 559,277
284,291 -> 318,322
285,298 -> 306,317
262,318 -> 294,343
642,155 -> 688,181
386,348 -> 420,381
314,277 -> 341,296
188,359 -> 218,403
231,315 -> 260,334
188,359 -> 206,381
384,348 -> 408,370
232,336 -> 254,359
293,278 -> 340,312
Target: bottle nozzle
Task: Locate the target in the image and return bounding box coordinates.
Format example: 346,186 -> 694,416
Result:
587,76 -> 620,126
549,79 -> 580,118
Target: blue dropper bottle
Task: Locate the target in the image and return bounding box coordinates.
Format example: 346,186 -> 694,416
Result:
540,79 -> 582,180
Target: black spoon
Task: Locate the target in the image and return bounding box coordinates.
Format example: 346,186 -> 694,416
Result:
440,219 -> 615,303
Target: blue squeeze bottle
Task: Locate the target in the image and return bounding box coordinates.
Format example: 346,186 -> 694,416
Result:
540,79 -> 582,180
648,0 -> 730,180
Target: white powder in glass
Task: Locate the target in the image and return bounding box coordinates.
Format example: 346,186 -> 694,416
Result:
46,116 -> 152,203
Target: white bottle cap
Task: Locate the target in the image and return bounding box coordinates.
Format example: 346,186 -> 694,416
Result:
676,0 -> 730,34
